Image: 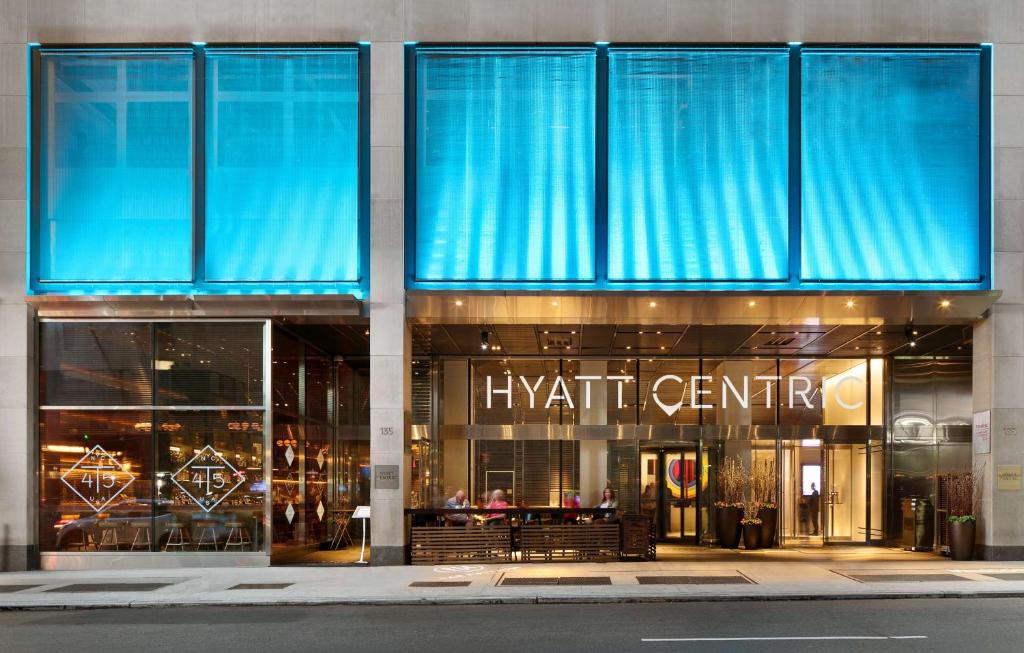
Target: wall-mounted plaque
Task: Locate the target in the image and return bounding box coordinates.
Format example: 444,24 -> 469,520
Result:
374,465 -> 400,490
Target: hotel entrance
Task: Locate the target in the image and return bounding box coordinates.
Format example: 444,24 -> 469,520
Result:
640,446 -> 702,544
408,321 -> 974,561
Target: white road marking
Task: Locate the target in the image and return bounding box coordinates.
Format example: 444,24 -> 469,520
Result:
642,635 -> 927,642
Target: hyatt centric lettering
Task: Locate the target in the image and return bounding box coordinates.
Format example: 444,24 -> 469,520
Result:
485,374 -> 866,417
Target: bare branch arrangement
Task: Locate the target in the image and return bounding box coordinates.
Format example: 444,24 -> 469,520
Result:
945,465 -> 985,519
751,457 -> 777,508
716,456 -> 746,507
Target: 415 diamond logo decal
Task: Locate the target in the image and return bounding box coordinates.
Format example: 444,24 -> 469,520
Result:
172,445 -> 246,512
60,445 -> 137,513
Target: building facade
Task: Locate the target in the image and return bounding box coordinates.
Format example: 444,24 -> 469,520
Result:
0,1 -> 1023,570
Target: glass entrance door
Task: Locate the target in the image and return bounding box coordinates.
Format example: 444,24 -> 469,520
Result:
823,442 -> 884,544
779,439 -> 824,546
642,447 -> 700,543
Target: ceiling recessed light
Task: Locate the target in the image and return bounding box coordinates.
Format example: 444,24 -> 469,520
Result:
543,345 -> 549,350
855,346 -> 860,350
656,331 -> 662,335
454,300 -> 463,307
649,301 -> 657,308
571,330 -> 576,335
940,299 -> 951,308
626,345 -> 632,350
845,300 -> 855,308
748,300 -> 757,307
543,330 -> 549,334
551,301 -> 559,307
660,346 -> 666,350
565,346 -> 571,351
912,330 -> 918,336
876,331 -> 882,335
638,330 -> 644,335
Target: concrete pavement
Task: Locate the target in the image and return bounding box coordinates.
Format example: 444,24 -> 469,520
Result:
5,547 -> 1024,609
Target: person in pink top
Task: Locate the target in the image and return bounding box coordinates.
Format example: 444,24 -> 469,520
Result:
484,489 -> 509,523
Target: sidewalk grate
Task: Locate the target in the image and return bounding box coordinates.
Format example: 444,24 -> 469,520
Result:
843,573 -> 968,583
636,575 -> 753,585
0,585 -> 41,593
227,583 -> 293,590
500,577 -> 611,586
409,581 -> 472,588
45,583 -> 173,593
979,573 -> 1024,581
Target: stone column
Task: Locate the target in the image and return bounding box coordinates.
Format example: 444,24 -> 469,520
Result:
0,0 -> 33,571
973,38 -> 1024,560
368,41 -> 410,566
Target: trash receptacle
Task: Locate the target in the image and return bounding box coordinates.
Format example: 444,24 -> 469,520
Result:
901,497 -> 934,551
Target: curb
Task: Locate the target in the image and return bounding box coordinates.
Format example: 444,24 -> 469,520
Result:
4,590 -> 1024,611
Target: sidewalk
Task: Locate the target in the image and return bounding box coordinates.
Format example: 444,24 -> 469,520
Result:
4,549 -> 1024,609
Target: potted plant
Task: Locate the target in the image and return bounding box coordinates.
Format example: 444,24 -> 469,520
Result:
714,456 -> 745,549
944,468 -> 982,561
741,500 -> 762,550
752,458 -> 777,548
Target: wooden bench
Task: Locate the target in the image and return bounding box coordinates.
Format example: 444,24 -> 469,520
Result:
410,525 -> 512,565
620,514 -> 656,561
520,523 -> 620,562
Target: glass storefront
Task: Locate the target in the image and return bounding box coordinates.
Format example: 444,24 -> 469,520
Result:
39,321 -> 269,553
418,352 -> 971,549
38,320 -> 371,560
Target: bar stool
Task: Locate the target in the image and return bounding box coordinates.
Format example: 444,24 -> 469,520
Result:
129,519 -> 152,551
193,518 -> 220,551
163,521 -> 191,551
223,517 -> 252,551
97,520 -> 122,551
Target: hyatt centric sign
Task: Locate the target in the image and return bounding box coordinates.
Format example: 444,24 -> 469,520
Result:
485,373 -> 867,417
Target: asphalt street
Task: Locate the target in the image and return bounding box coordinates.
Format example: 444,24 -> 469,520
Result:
2,598 -> 1022,652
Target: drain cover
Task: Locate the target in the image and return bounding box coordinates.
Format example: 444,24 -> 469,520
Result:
46,583 -> 173,593
227,583 -> 293,590
500,577 -> 610,586
979,573 -> 1024,581
409,581 -> 472,587
0,585 -> 41,593
501,577 -> 559,586
556,577 -> 612,585
636,575 -> 753,585
844,573 -> 967,583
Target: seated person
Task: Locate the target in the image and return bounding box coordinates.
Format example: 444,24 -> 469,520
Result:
444,489 -> 470,526
484,489 -> 509,524
593,487 -> 619,523
562,490 -> 581,523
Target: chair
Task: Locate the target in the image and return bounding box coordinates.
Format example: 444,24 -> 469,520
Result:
97,520 -> 122,551
129,519 -> 152,551
223,517 -> 252,551
193,518 -> 220,551
163,521 -> 191,551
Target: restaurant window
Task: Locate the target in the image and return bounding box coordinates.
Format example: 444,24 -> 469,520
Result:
414,47 -> 597,282
35,49 -> 194,284
38,321 -> 268,553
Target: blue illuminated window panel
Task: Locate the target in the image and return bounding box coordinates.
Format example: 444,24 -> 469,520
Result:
415,48 -> 596,282
37,50 -> 193,282
608,48 -> 790,281
801,49 -> 982,282
205,48 -> 360,282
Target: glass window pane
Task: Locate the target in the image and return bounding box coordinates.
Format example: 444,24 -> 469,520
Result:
415,49 -> 596,281
205,49 -> 361,283
37,50 -> 193,282
157,410 -> 265,552
40,322 -> 153,406
608,49 -> 790,281
155,322 -> 264,406
801,49 -> 982,282
39,410 -> 152,552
